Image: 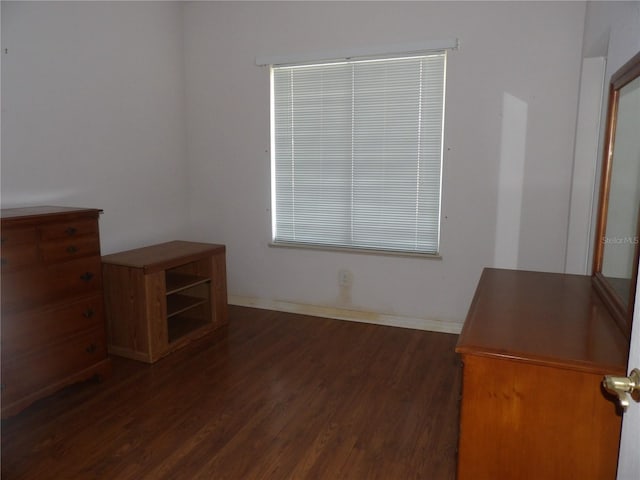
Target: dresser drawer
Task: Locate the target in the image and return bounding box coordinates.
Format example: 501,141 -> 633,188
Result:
40,235 -> 101,264
2,295 -> 104,359
0,226 -> 39,272
1,256 -> 103,313
39,218 -> 98,241
0,227 -> 37,247
1,328 -> 107,407
0,243 -> 39,272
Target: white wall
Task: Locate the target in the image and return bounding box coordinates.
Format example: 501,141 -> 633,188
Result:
564,56 -> 605,275
1,1 -> 589,330
583,1 -> 640,77
1,2 -> 189,254
183,1 -> 586,328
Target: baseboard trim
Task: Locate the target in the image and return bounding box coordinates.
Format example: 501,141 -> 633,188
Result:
228,295 -> 463,334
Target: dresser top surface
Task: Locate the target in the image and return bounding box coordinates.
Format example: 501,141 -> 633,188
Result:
456,268 -> 629,374
1,206 -> 102,222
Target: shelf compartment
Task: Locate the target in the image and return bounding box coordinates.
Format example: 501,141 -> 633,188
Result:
166,294 -> 207,319
165,272 -> 210,295
168,312 -> 210,344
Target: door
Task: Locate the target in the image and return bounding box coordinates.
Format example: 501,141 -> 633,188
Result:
616,268 -> 640,479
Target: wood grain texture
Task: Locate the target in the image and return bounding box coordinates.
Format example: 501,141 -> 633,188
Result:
101,241 -> 225,274
1,256 -> 103,313
457,268 -> 628,374
0,206 -> 102,221
1,207 -> 110,418
456,268 -> 627,480
458,355 -> 621,479
146,270 -> 169,362
102,264 -> 150,357
1,306 -> 461,479
2,295 -> 105,359
103,242 -> 227,363
211,250 -> 228,327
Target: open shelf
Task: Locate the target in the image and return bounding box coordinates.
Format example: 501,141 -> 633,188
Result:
166,293 -> 207,318
168,314 -> 210,344
165,272 -> 210,295
165,264 -> 212,347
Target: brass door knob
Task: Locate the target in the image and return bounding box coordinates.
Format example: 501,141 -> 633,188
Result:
603,368 -> 640,412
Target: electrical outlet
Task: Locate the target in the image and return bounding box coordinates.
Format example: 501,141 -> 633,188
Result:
339,269 -> 353,287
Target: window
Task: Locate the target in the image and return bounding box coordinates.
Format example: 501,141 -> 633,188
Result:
270,52 -> 447,255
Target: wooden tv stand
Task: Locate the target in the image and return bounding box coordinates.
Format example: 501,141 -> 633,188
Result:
102,241 -> 227,363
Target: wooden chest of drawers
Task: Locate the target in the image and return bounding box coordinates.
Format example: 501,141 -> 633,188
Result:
1,206 -> 111,418
456,269 -> 627,479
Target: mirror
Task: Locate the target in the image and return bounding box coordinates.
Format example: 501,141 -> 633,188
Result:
594,51 -> 640,338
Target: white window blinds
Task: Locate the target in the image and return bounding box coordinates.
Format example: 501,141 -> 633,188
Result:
271,53 -> 446,255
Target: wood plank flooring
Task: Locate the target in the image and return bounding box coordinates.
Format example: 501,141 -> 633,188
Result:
1,306 -> 462,479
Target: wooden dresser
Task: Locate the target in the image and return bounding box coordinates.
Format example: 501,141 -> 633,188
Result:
1,206 -> 111,418
456,268 -> 628,479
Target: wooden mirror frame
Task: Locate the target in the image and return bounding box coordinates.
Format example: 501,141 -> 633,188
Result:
593,50 -> 640,339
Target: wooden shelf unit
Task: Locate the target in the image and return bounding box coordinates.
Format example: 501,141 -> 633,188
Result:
102,241 -> 227,363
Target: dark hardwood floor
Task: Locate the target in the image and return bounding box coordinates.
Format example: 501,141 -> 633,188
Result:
1,306 -> 461,479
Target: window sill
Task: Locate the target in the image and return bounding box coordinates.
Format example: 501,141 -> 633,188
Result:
269,241 -> 442,260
